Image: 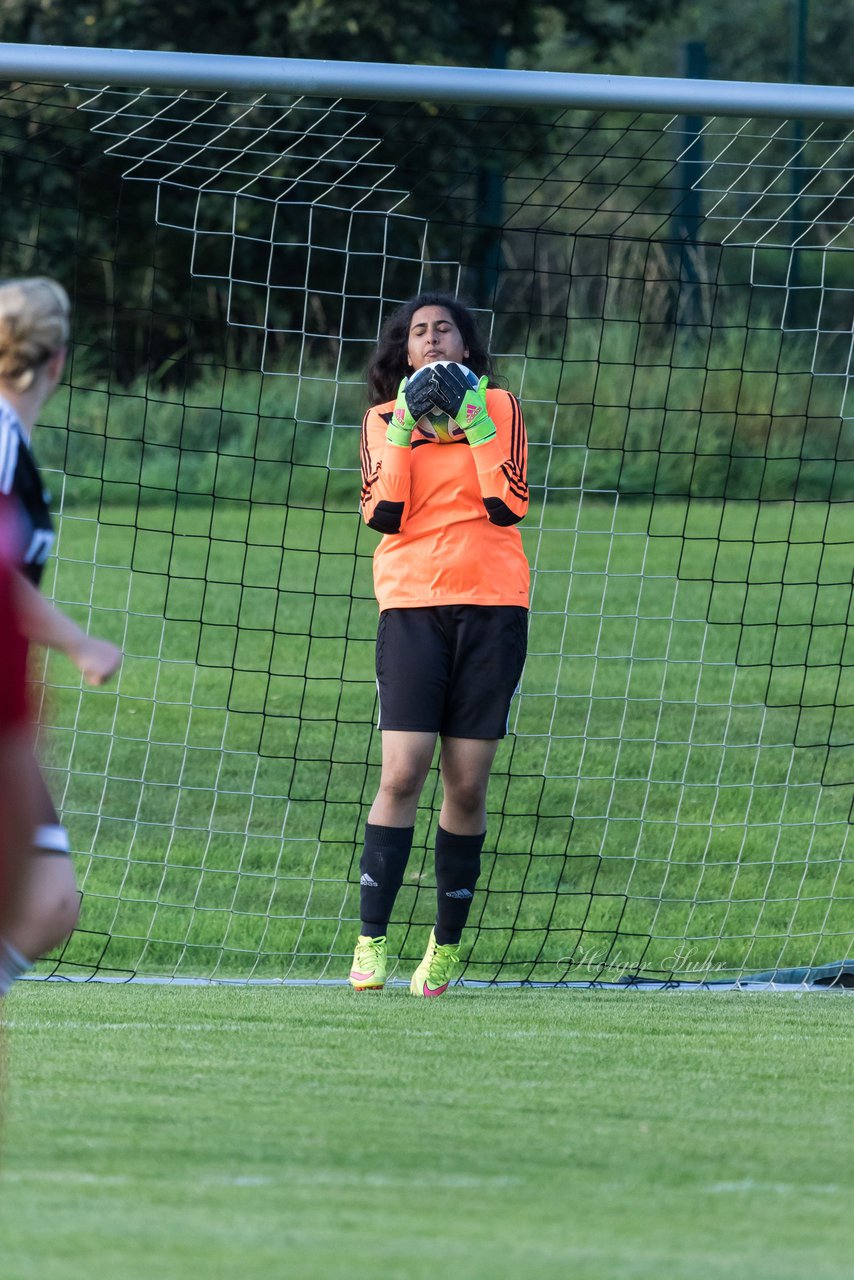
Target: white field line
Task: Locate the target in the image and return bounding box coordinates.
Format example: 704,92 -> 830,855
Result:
2,1019 -> 248,1032
1,1019 -> 440,1034
707,1180 -> 840,1195
3,1168 -> 522,1189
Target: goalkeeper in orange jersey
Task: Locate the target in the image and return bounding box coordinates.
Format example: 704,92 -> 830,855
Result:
353,293 -> 529,996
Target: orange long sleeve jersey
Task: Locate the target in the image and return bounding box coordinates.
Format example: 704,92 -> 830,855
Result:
360,387 -> 530,611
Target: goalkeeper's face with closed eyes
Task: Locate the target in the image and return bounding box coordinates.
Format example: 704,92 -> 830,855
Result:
407,306 -> 469,373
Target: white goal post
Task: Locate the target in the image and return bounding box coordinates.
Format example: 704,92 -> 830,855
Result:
1,42 -> 852,987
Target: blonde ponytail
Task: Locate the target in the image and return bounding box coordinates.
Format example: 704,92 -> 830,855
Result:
0,277 -> 70,393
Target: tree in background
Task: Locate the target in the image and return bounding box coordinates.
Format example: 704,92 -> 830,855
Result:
533,0 -> 849,86
2,1 -> 678,70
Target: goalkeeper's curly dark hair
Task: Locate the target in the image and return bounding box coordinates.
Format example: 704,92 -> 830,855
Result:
367,292 -> 498,406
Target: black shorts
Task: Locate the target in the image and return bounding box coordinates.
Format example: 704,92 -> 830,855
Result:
376,605 -> 527,739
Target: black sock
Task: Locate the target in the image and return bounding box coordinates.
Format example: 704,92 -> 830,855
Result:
359,822 -> 414,937
434,826 -> 485,946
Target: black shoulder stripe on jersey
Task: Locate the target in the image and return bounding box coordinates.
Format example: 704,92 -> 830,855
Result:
509,394 -> 525,473
360,409 -> 373,482
501,463 -> 528,502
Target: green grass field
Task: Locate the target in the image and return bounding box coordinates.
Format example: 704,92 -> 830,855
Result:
2,984 -> 852,1280
31,485 -> 854,986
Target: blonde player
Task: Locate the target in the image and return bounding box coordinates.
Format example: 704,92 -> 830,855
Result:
0,279 -> 122,993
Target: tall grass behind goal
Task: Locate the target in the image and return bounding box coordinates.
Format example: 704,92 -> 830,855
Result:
2,53 -> 853,984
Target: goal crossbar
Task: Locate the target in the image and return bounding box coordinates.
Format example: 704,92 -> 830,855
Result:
0,41 -> 852,119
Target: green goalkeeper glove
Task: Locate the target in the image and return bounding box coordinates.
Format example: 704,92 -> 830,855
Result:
386,368 -> 435,447
428,362 -> 496,447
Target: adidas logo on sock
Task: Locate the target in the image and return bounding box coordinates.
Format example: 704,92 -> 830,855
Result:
445,888 -> 473,899
360,873 -> 379,887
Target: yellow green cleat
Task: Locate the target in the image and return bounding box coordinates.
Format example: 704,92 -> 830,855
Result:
349,934 -> 387,990
410,929 -> 461,997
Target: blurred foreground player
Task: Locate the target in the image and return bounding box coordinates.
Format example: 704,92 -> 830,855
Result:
0,498 -> 33,963
0,279 -> 122,993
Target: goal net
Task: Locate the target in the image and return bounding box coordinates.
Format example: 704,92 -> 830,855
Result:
3,58 -> 853,985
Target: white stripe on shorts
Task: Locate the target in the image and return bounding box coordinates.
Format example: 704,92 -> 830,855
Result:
34,823 -> 70,854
